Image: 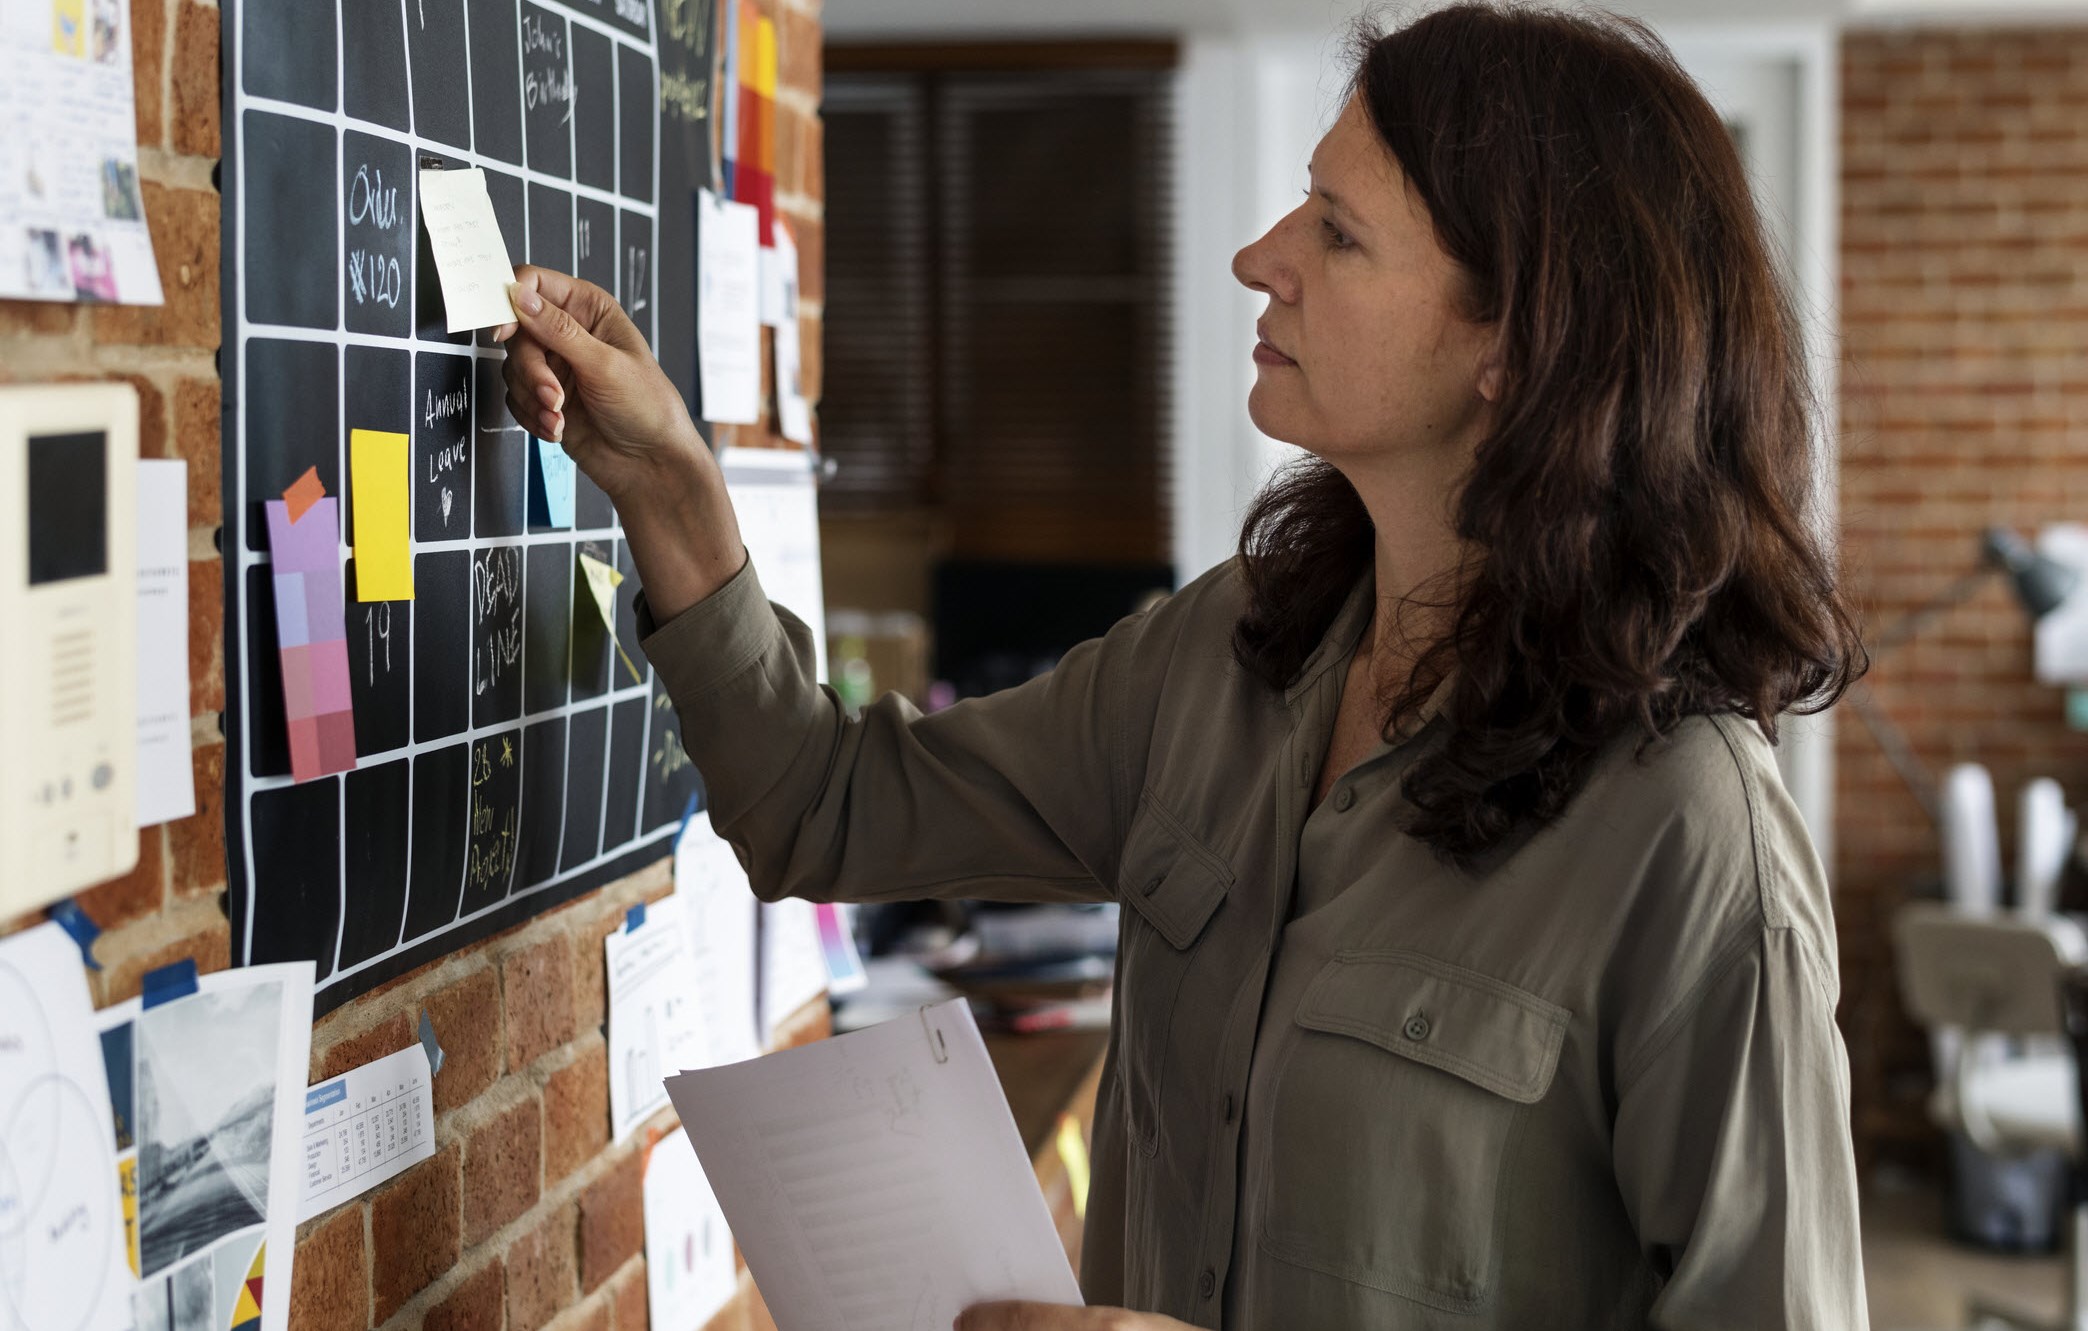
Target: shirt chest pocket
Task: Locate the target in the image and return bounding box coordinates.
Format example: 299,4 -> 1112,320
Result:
1259,950 -> 1570,1314
1115,796 -> 1232,1157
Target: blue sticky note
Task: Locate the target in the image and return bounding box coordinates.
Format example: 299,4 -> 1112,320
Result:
46,899 -> 102,970
140,958 -> 199,1009
529,437 -> 576,529
418,1008 -> 447,1077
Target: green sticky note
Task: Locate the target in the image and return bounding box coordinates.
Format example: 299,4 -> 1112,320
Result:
578,550 -> 643,685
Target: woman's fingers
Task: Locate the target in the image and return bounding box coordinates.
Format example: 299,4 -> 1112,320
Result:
505,278 -> 615,383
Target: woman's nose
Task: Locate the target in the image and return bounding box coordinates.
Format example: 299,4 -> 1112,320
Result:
1233,215 -> 1299,303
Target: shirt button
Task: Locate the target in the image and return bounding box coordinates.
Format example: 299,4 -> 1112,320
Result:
1198,1269 -> 1216,1299
1333,785 -> 1356,812
1404,1014 -> 1431,1042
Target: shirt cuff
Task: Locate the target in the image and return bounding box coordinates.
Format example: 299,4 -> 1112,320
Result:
636,553 -> 779,702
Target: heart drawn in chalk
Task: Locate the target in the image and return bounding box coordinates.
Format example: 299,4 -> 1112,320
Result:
442,486 -> 454,524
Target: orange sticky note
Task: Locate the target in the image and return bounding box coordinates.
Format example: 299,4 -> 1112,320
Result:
284,465 -> 326,524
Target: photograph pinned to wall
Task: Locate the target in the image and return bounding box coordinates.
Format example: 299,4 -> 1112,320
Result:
0,922 -> 131,1331
96,962 -> 315,1331
0,0 -> 164,303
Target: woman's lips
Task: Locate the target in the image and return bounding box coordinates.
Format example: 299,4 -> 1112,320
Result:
1253,338 -> 1297,367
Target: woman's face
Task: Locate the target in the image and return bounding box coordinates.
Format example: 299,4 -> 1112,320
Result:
1233,96 -> 1499,467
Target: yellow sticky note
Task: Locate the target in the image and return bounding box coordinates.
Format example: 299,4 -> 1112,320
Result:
578,550 -> 643,685
350,429 -> 414,601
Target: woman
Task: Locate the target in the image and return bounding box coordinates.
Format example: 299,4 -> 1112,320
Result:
498,6 -> 1868,1327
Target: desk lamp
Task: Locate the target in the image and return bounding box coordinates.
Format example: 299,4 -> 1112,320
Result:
1847,527 -> 2079,820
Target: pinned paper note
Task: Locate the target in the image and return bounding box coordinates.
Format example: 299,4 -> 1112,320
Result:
772,223 -> 812,445
529,437 -> 576,528
135,459 -> 197,826
0,924 -> 132,1331
349,429 -> 413,601
267,498 -> 358,782
418,166 -> 518,333
672,810 -> 762,1069
298,1044 -> 436,1221
284,464 -> 326,524
606,896 -> 709,1141
645,1129 -> 738,1331
697,189 -> 762,425
578,550 -> 643,685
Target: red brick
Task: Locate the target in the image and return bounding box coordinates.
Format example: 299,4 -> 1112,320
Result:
796,312 -> 821,406
175,377 -> 221,528
463,1093 -> 544,1245
116,373 -> 168,458
427,1258 -> 506,1331
167,741 -> 226,897
610,1260 -> 649,1331
800,114 -> 824,210
92,182 -> 219,349
315,1010 -> 415,1083
0,301 -> 76,338
171,0 -> 219,157
506,1202 -> 578,1331
130,0 -> 164,146
427,963 -> 504,1112
504,936 -> 577,1068
779,8 -> 821,107
371,1144 -> 462,1321
782,212 -> 821,306
287,1205 -> 370,1331
568,1297 -> 615,1331
73,827 -> 166,932
570,908 -> 613,1037
580,1148 -> 644,1293
101,915 -> 230,1004
543,1040 -> 609,1183
189,559 -> 224,715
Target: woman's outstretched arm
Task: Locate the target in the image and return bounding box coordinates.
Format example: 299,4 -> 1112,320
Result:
500,266 -> 1175,907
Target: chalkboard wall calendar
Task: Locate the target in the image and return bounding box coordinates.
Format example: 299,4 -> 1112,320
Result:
224,0 -> 711,1013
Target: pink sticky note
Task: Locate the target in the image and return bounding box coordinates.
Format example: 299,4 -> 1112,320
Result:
266,498 -> 339,574
265,498 -> 357,782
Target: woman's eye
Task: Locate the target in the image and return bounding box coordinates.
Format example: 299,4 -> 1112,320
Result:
1321,219 -> 1351,249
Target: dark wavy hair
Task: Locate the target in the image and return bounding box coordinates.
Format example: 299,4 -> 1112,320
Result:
1232,3 -> 1866,867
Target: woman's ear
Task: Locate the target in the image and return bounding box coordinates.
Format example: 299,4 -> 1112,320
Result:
1475,330 -> 1506,404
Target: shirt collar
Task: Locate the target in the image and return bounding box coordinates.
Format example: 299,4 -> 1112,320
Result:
1283,572 -> 1459,734
1282,574 -> 1376,706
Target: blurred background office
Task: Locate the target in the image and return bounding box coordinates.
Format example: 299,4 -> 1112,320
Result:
809,0 -> 2088,1326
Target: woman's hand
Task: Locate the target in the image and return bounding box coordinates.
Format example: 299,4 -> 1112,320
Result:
954,1303 -> 1197,1331
496,265 -> 706,506
496,265 -> 746,621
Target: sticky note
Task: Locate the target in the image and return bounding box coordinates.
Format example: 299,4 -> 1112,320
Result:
284,464 -> 326,524
266,498 -> 358,782
350,429 -> 414,601
418,166 -> 517,333
578,550 -> 643,685
530,437 -> 576,528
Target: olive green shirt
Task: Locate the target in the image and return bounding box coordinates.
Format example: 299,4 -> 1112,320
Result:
639,556 -> 1867,1330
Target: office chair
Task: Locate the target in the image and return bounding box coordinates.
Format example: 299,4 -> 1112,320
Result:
1894,903 -> 2088,1331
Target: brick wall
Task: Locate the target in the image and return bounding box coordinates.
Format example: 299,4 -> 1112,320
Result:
1838,28 -> 2088,1167
0,0 -> 826,1325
